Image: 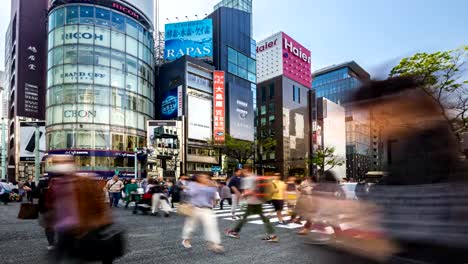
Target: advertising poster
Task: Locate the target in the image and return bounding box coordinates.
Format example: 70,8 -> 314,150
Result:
164,19 -> 213,61
147,120 -> 180,150
19,121 -> 46,162
161,86 -> 182,120
213,71 -> 225,142
228,84 -> 254,142
188,95 -> 212,141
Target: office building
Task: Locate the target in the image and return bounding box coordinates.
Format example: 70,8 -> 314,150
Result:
313,61 -> 379,179
208,7 -> 256,143
156,55 -> 218,176
4,0 -> 48,181
46,0 -> 156,178
214,0 -> 253,14
256,32 -> 313,176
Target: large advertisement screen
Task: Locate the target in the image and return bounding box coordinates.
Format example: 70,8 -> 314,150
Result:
228,85 -> 254,142
161,86 -> 182,119
213,71 -> 225,142
164,19 -> 213,61
282,32 -> 312,88
20,121 -> 46,162
188,95 -> 212,141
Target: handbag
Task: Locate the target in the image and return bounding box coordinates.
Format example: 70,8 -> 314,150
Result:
177,203 -> 194,217
73,224 -> 126,261
18,203 -> 39,220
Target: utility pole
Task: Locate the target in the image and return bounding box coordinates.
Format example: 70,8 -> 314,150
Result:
1,117 -> 6,181
134,147 -> 138,179
34,124 -> 40,184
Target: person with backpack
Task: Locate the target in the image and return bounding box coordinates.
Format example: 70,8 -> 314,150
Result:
225,165 -> 279,242
0,179 -> 12,205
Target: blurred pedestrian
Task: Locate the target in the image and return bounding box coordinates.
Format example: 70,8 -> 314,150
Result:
228,168 -> 243,219
106,175 -> 124,208
226,165 -> 279,242
295,175 -> 316,235
271,173 -> 287,225
182,174 -> 224,253
149,177 -> 171,217
285,175 -> 300,224
48,155 -> 117,263
219,182 -> 232,210
34,174 -> 56,251
24,176 -> 36,202
0,179 -> 12,205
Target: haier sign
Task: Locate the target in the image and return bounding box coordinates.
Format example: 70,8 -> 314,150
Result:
164,19 -> 213,61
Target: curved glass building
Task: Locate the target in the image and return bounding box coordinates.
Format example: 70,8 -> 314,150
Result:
46,1 -> 155,178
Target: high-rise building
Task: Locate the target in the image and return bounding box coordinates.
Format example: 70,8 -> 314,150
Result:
214,0 -> 253,14
255,32 -> 313,176
156,55 -> 218,176
4,0 -> 48,181
0,71 -> 6,119
45,0 -> 156,178
208,7 -> 256,143
312,61 -> 382,179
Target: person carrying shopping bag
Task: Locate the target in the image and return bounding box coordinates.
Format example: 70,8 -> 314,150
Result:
181,174 -> 224,253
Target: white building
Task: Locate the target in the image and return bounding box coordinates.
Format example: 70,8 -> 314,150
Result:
316,97 -> 347,180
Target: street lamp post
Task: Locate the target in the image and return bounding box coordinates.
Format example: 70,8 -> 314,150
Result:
134,147 -> 138,179
34,124 -> 40,184
1,117 -> 6,181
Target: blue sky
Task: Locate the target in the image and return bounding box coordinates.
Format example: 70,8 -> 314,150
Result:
1,0 -> 467,78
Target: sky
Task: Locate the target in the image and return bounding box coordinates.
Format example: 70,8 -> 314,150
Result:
1,0 -> 467,78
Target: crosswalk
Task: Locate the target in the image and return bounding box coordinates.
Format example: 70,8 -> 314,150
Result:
173,203 -> 306,230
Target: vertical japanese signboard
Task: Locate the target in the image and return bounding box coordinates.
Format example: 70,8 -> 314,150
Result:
18,0 -> 47,119
213,71 -> 225,142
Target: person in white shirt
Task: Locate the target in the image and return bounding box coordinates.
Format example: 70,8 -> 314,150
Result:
106,175 -> 124,208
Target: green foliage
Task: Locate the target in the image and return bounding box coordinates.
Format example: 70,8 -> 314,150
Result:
390,46 -> 468,136
211,134 -> 276,165
311,147 -> 345,175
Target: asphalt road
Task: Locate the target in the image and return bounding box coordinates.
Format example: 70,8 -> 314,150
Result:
0,202 -> 378,264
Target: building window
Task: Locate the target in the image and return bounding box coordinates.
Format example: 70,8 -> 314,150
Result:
293,85 -> 300,103
269,83 -> 274,98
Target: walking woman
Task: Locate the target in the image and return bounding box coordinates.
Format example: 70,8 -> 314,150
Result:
182,174 -> 224,253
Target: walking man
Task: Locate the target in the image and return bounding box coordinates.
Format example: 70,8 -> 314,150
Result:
228,168 -> 243,219
219,182 -> 232,210
271,173 -> 287,225
226,165 -> 279,242
106,175 -> 124,208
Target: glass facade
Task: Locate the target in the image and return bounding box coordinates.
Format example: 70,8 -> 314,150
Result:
313,67 -> 362,104
227,47 -> 256,83
46,4 -> 155,177
313,65 -> 370,179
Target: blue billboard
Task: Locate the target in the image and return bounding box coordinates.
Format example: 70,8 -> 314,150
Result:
164,19 -> 213,61
161,87 -> 180,119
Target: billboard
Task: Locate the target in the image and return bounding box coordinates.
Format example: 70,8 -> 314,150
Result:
147,120 -> 180,150
17,0 -> 48,119
188,95 -> 212,141
228,85 -> 254,142
19,121 -> 46,162
164,19 -> 213,61
213,71 -> 225,142
282,32 -> 312,88
161,86 -> 183,119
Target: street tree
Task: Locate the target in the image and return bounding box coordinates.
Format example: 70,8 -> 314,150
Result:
311,147 -> 345,178
389,46 -> 468,139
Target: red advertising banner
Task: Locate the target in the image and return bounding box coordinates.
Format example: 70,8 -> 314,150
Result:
213,71 -> 225,142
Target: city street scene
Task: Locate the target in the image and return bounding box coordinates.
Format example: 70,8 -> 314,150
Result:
0,0 -> 467,263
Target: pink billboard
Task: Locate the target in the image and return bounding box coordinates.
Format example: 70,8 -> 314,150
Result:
281,32 -> 312,88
